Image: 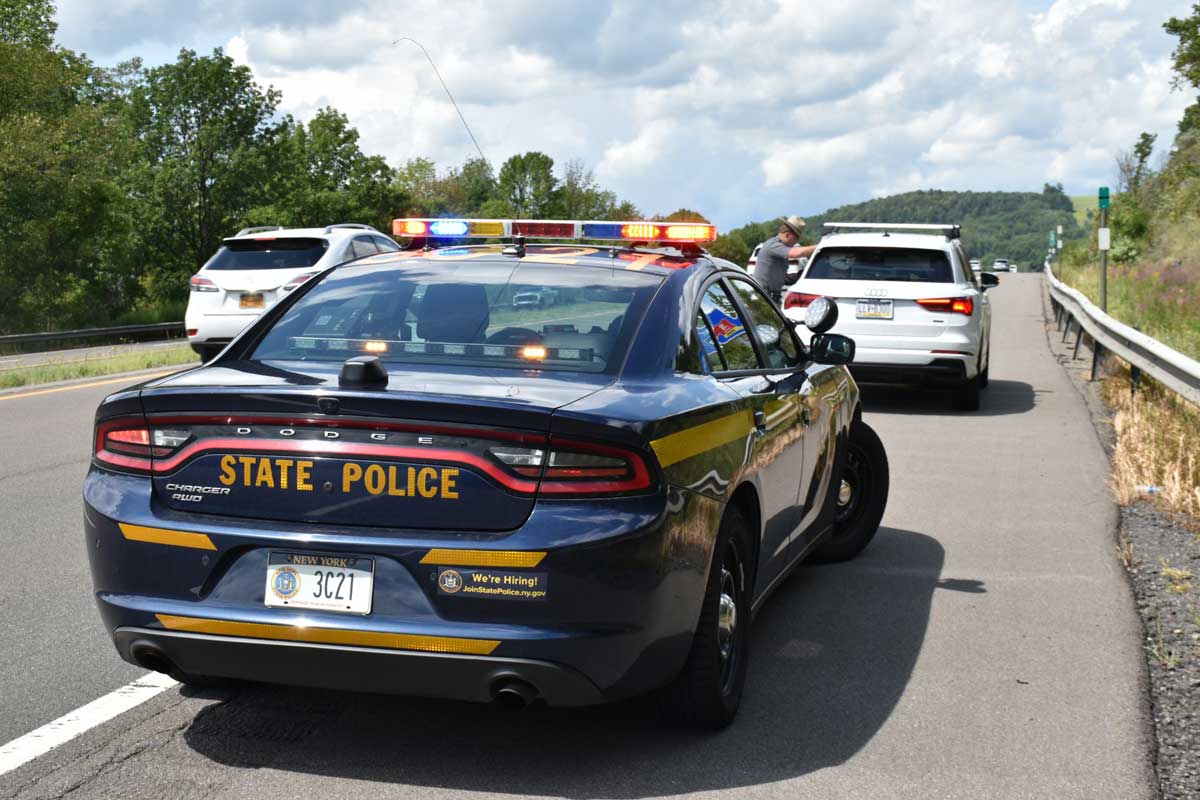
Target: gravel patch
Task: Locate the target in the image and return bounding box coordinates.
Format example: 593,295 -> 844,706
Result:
1122,503 -> 1200,799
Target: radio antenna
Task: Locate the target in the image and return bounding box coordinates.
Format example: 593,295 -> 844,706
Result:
393,37 -> 492,174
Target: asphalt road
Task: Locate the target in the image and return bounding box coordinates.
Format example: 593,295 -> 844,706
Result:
0,275 -> 1154,799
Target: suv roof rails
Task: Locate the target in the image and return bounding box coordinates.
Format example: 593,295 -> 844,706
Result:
324,223 -> 383,234
234,225 -> 285,237
823,222 -> 961,239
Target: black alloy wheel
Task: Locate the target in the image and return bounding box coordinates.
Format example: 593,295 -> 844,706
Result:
663,507 -> 751,729
811,420 -> 889,563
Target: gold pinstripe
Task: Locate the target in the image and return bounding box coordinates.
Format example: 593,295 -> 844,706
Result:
650,409 -> 754,468
155,614 -> 500,655
119,523 -> 216,551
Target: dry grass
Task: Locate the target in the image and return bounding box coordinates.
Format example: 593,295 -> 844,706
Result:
1101,367 -> 1200,521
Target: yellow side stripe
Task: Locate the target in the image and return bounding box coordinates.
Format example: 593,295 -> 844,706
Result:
156,614 -> 500,656
420,548 -> 546,568
120,523 -> 216,551
650,409 -> 754,468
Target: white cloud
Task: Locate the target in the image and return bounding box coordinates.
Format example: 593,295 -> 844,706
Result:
52,0 -> 1198,228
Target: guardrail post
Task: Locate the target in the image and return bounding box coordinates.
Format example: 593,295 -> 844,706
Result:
1072,326 -> 1085,359
1062,316 -> 1073,343
1090,342 -> 1103,381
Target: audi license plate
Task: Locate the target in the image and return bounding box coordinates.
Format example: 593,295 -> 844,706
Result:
264,552 -> 374,614
239,292 -> 265,309
856,299 -> 893,319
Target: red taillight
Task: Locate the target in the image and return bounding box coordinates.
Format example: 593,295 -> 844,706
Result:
488,439 -> 654,496
189,275 -> 219,293
95,420 -> 191,473
916,297 -> 974,315
784,292 -> 822,310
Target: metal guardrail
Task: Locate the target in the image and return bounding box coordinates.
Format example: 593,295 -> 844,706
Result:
0,321 -> 184,347
1045,263 -> 1200,406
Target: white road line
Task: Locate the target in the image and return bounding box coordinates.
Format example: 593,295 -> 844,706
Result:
0,672 -> 177,776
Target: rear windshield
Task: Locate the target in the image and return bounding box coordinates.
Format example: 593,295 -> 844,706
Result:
204,238 -> 328,270
249,260 -> 663,374
805,247 -> 954,283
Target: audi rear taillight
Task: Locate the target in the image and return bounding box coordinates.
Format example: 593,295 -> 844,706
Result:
189,275 -> 219,292
488,440 -> 653,496
916,297 -> 974,315
94,420 -> 191,474
784,292 -> 822,310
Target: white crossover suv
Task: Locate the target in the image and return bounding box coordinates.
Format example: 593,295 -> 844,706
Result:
186,224 -> 400,361
782,223 -> 999,410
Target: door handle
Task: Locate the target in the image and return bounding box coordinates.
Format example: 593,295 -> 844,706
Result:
753,410 -> 767,434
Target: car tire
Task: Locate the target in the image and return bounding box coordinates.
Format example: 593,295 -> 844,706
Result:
978,351 -> 989,389
810,420 -> 889,563
661,507 -> 752,730
197,346 -> 222,363
955,375 -> 981,411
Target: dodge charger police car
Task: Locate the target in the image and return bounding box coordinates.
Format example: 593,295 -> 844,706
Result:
86,218 -> 889,729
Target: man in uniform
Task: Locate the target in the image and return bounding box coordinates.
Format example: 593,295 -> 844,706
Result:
756,215 -> 818,303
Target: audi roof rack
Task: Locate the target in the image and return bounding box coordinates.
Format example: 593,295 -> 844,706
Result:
324,223 -> 383,234
233,225 -> 284,237
823,222 -> 961,239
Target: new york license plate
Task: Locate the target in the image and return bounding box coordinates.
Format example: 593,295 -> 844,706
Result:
240,292 -> 265,309
264,552 -> 374,614
856,299 -> 893,319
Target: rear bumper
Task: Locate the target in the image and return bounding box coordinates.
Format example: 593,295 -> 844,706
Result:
114,627 -> 605,705
85,469 -> 719,706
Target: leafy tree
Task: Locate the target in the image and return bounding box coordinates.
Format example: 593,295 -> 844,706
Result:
497,151 -> 558,217
0,0 -> 55,49
123,48 -> 282,300
248,107 -> 402,232
0,0 -> 135,331
656,208 -> 710,223
1165,5 -> 1200,90
557,160 -> 617,219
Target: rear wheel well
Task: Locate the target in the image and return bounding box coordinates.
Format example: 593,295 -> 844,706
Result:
726,483 -> 761,588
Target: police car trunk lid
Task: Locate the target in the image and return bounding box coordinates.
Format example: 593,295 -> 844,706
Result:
137,369 -> 610,532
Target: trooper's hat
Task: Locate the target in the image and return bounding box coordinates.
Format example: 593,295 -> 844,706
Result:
780,215 -> 806,237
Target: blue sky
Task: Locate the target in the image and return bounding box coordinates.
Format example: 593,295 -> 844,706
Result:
54,0 -> 1195,229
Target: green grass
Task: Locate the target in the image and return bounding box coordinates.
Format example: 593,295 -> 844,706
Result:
1057,251 -> 1200,361
0,345 -> 198,389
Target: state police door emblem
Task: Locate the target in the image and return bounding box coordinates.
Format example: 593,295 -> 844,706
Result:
438,569 -> 463,594
271,566 -> 300,600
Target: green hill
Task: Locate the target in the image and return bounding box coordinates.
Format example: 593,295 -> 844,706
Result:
1070,195 -> 1096,227
712,186 -> 1084,271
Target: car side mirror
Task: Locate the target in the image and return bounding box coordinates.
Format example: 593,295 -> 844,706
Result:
804,296 -> 838,333
980,272 -> 999,290
810,333 -> 855,365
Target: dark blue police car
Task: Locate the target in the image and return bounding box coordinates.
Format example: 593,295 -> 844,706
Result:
85,218 -> 889,728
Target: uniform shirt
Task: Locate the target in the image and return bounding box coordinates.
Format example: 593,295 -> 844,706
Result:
755,236 -> 793,293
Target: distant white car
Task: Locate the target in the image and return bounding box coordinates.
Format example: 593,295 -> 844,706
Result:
185,224 -> 400,361
991,258 -> 1013,272
969,258 -> 981,272
782,223 -> 999,410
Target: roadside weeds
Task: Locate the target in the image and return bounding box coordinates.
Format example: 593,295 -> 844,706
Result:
0,345 -> 197,389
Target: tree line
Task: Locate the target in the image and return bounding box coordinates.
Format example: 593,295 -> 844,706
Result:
0,1 -> 649,333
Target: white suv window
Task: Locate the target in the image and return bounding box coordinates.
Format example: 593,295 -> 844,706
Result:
805,247 -> 954,283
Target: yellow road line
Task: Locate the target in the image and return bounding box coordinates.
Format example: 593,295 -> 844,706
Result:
0,370 -> 178,402
650,409 -> 754,468
420,549 -> 546,568
156,614 -> 500,655
119,523 -> 216,551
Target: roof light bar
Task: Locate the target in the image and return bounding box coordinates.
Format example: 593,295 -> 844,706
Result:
823,222 -> 961,239
391,218 -> 717,243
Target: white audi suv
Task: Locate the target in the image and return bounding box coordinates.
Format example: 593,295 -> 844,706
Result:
782,223 -> 999,410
